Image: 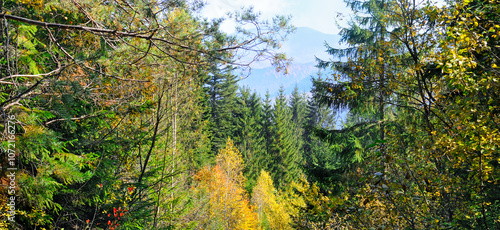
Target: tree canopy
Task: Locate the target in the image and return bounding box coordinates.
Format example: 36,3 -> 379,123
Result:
1,0 -> 499,229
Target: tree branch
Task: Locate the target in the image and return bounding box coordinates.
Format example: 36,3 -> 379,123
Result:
0,13 -> 236,54
0,65 -> 65,81
44,114 -> 99,126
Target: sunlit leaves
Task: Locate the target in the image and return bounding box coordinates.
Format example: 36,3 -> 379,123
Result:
252,170 -> 293,229
193,139 -> 258,229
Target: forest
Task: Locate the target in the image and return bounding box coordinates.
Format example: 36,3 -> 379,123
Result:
0,0 -> 499,229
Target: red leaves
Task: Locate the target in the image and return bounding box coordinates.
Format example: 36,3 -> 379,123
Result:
104,206 -> 128,228
128,187 -> 134,192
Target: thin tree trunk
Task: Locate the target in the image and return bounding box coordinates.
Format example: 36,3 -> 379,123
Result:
170,73 -> 178,225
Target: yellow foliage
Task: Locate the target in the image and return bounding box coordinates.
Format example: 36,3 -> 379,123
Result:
195,140 -> 258,229
216,138 -> 246,187
18,0 -> 43,8
252,170 -> 293,230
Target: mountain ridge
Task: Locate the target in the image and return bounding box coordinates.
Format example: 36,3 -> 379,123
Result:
238,27 -> 341,97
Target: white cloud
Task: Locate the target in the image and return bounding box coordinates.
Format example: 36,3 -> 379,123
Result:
199,0 -> 352,35
286,0 -> 351,34
201,0 -> 289,18
200,0 -> 291,33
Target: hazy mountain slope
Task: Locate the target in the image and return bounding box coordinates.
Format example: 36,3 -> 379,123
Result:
238,27 -> 341,97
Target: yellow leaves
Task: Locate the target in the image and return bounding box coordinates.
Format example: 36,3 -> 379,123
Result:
195,140 -> 258,229
17,0 -> 43,8
253,170 -> 293,229
216,138 -> 245,182
351,83 -> 363,90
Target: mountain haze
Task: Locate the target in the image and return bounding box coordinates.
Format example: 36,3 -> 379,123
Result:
238,27 -> 342,97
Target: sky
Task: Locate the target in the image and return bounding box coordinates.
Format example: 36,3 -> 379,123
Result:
199,0 -> 352,35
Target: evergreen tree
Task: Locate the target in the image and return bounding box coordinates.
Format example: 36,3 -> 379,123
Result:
289,85 -> 308,155
205,65 -> 240,153
235,87 -> 267,191
303,95 -> 340,193
270,87 -> 302,188
310,0 -> 397,196
262,91 -> 274,158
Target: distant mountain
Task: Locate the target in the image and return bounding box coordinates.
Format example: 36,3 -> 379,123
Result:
238,62 -> 318,97
237,27 -> 342,97
282,27 -> 342,64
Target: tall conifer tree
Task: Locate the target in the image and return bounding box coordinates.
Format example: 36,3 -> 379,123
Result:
289,85 -> 308,155
205,65 -> 240,153
235,87 -> 268,191
270,87 -> 302,187
303,95 -> 340,193
262,91 -> 274,158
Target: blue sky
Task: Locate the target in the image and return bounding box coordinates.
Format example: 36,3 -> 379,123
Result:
199,0 -> 352,35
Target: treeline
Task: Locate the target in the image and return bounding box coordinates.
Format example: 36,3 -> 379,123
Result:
1,0 -> 500,229
206,67 -> 336,191
196,76 -> 338,228
0,0 -> 331,229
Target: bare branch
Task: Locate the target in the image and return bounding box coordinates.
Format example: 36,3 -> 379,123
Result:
45,114 -> 99,126
1,13 -> 202,53
0,12 -> 287,60
0,65 -> 65,81
0,77 -> 48,109
45,26 -> 150,82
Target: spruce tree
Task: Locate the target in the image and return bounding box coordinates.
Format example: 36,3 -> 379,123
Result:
310,0 -> 396,189
270,87 -> 302,188
289,85 -> 308,155
262,91 -> 274,158
235,87 -> 267,191
205,65 -> 240,153
303,95 -> 340,193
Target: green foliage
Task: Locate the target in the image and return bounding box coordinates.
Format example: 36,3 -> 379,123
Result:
235,87 -> 268,192
309,0 -> 500,228
5,0 -> 498,228
205,65 -> 240,154
270,87 -> 302,188
1,0 -> 293,228
302,94 -> 341,194
289,86 -> 308,154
